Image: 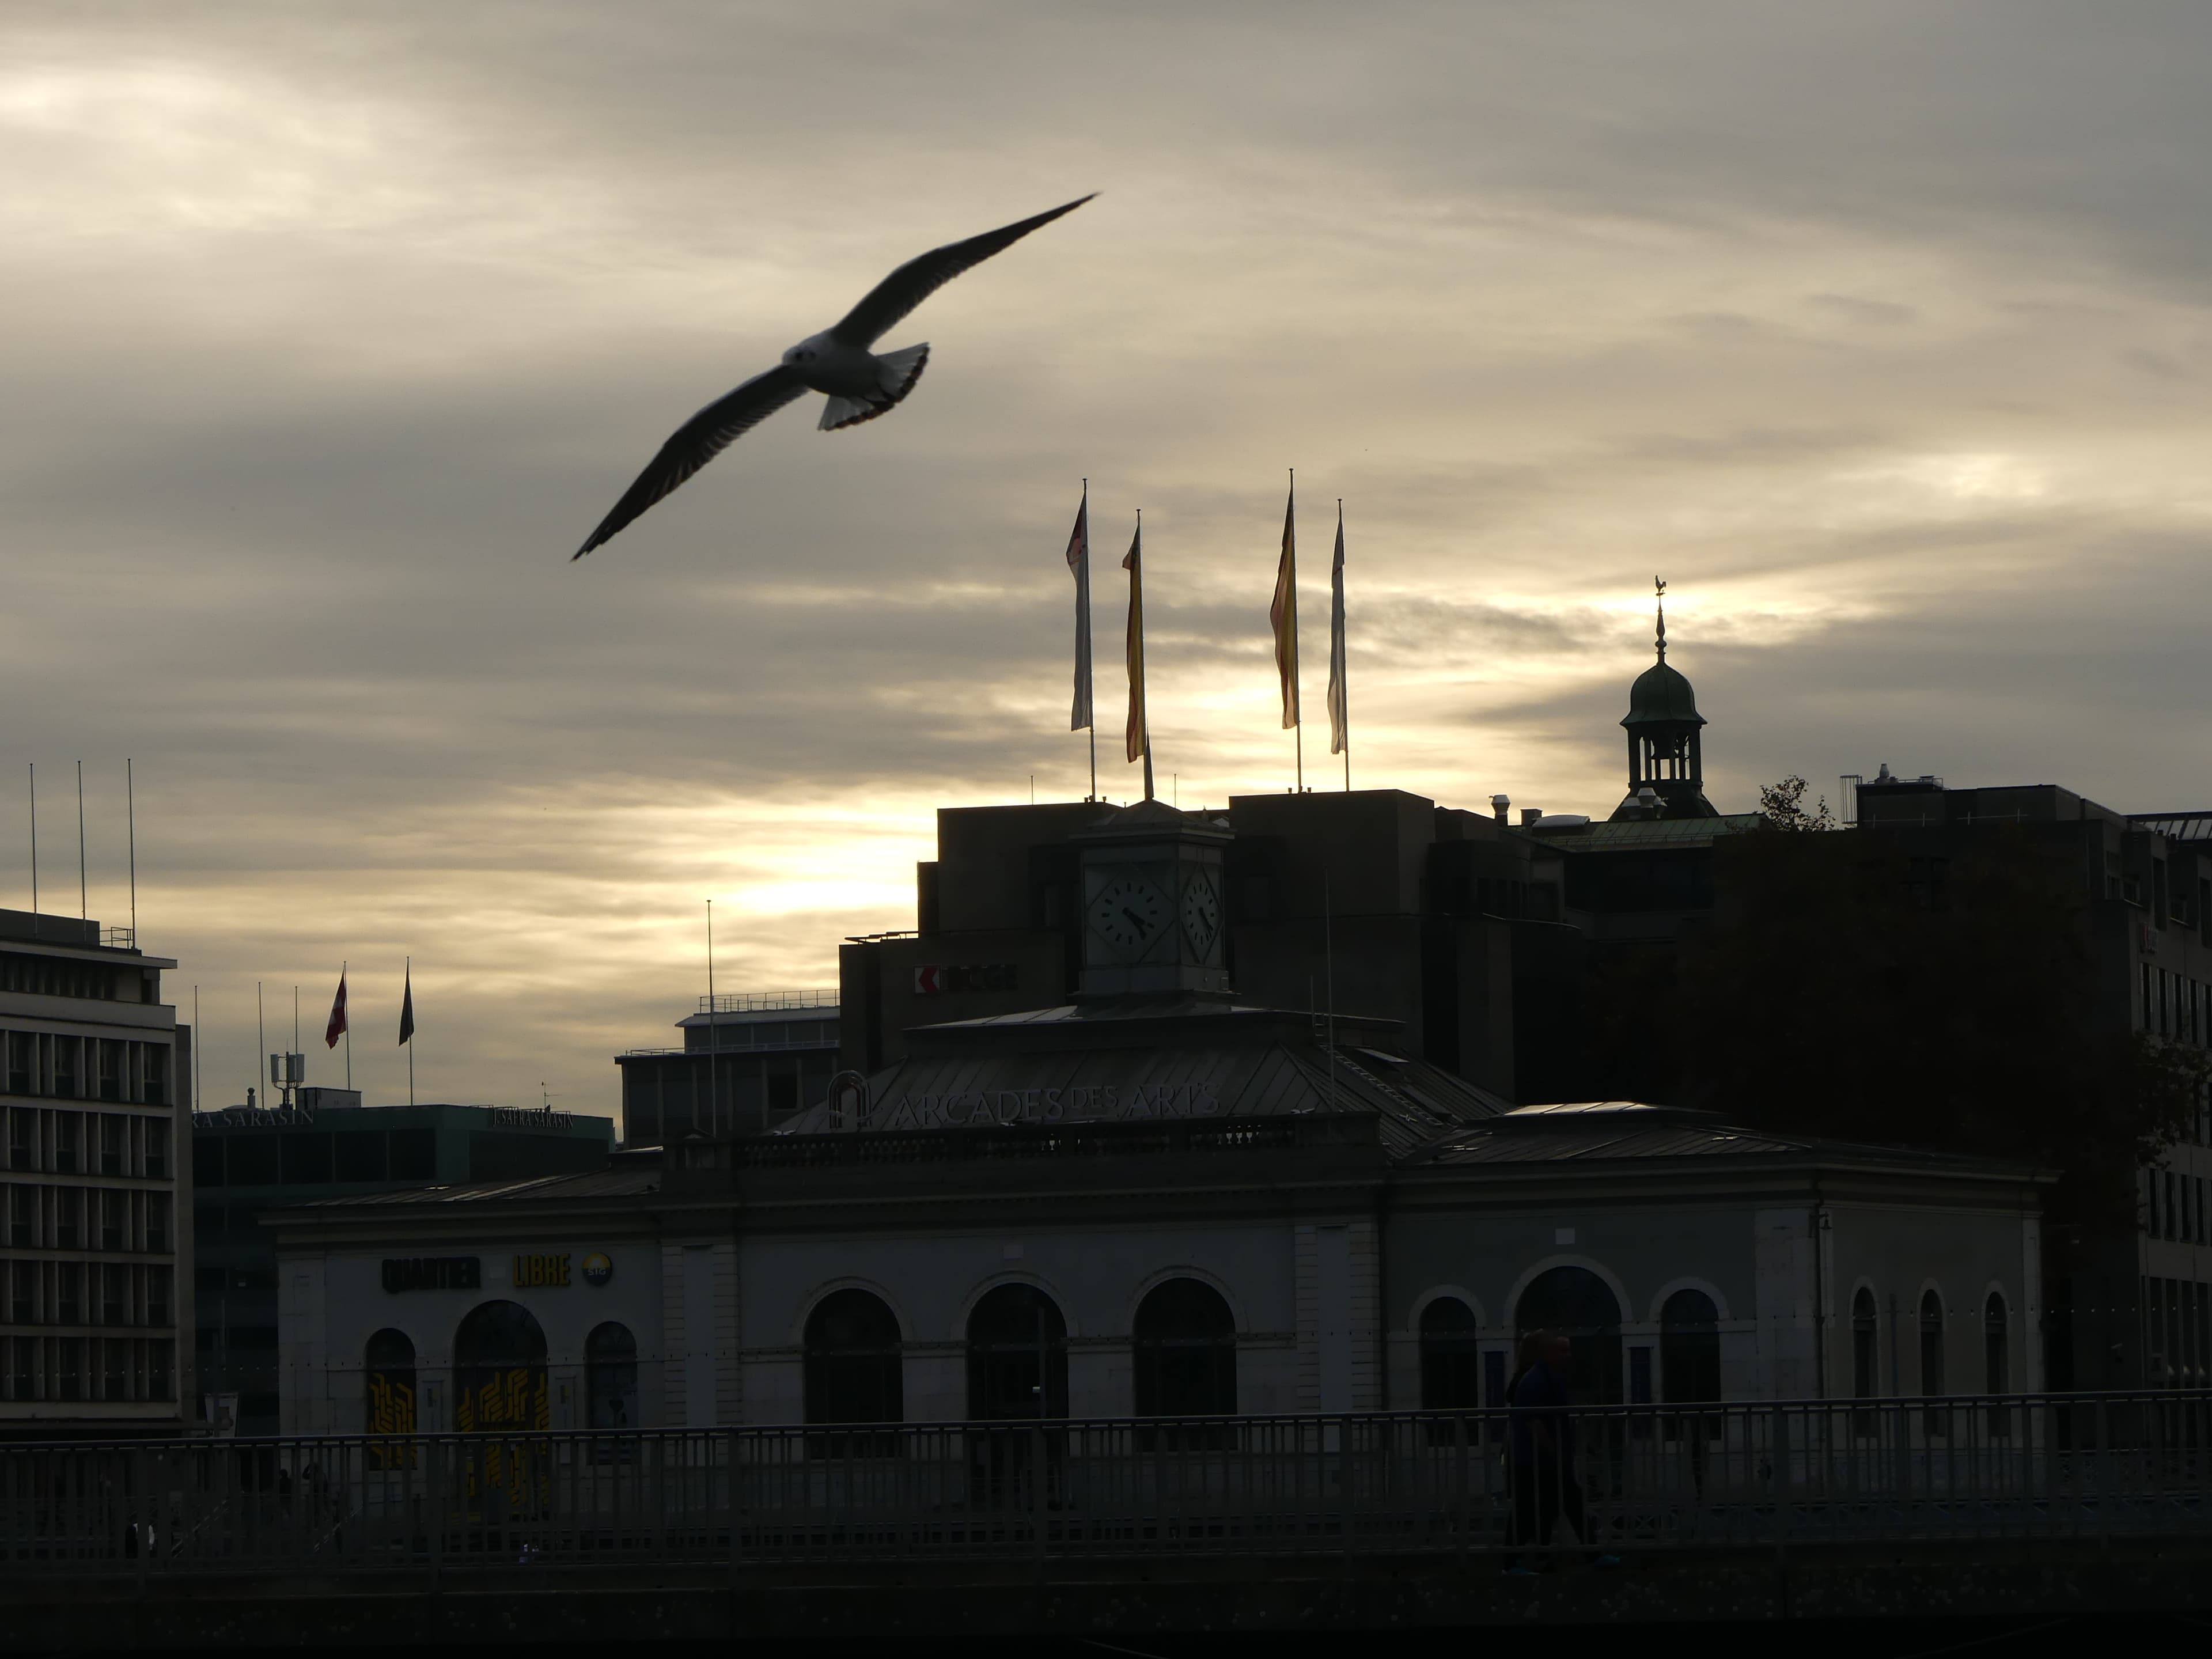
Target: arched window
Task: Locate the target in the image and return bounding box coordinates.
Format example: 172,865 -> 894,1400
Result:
1133,1278 -> 1238,1418
966,1283 -> 1067,1421
363,1328 -> 415,1436
585,1321 -> 639,1431
1983,1292 -> 2010,1437
453,1300 -> 548,1433
1851,1287 -> 1880,1434
1514,1266 -> 1623,1405
1919,1290 -> 1946,1393
1660,1289 -> 1721,1404
805,1290 -> 904,1426
1419,1297 -> 1481,1412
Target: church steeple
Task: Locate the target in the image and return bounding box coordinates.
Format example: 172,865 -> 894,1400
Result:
1613,577 -> 1718,821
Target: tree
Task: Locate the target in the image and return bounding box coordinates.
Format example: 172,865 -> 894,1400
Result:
1755,774 -> 1835,833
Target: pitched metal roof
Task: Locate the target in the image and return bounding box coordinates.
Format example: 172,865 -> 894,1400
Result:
779,998 -> 1512,1160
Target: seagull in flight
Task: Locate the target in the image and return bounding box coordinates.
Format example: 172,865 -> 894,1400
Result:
572,194 -> 1095,559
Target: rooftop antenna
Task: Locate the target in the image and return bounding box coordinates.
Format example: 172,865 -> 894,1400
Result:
75,761 -> 86,922
26,763 -> 37,936
126,759 -> 136,946
191,984 -> 200,1114
256,982 -> 266,1113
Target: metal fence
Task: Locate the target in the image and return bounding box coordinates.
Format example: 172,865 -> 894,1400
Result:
3,1391 -> 2207,1578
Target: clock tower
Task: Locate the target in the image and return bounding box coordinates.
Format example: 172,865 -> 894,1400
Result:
1073,799 -> 1232,999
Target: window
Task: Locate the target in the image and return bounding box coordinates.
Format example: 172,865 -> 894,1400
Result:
280,1132 -> 332,1185
98,1190 -> 123,1252
192,1134 -> 222,1190
1851,1288 -> 1880,1420
1132,1278 -> 1237,1418
57,1263 -> 84,1325
586,1321 -> 641,1433
101,1265 -> 127,1327
144,1120 -> 168,1179
1514,1264 -> 1625,1406
54,1111 -> 79,1173
54,1040 -> 79,1100
145,1194 -> 167,1252
99,1113 -> 123,1175
1919,1290 -> 1947,1436
804,1290 -> 904,1438
452,1300 -> 548,1433
1418,1296 -> 1482,1412
966,1283 -> 1068,1421
146,1267 -> 171,1329
6,1108 -> 29,1171
365,1328 -> 417,1463
5,1033 -> 29,1096
1984,1293 -> 2010,1435
1661,1289 -> 1722,1404
145,1043 -> 168,1106
335,1131 -> 388,1182
6,1185 -> 28,1249
96,1041 -> 122,1103
55,1186 -> 82,1249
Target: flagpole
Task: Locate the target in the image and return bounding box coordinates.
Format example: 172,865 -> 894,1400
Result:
343,961 -> 351,1090
406,956 -> 414,1108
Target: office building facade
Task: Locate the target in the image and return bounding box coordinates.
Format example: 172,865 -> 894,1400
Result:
0,908 -> 191,1438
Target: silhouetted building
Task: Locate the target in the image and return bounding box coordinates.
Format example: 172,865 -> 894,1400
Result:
0,907 -> 191,1440
615,992 -> 839,1143
192,1098 -> 611,1434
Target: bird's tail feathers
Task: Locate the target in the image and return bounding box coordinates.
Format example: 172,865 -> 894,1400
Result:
820,343 -> 930,431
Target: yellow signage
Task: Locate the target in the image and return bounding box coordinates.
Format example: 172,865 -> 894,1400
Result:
512,1252 -> 571,1288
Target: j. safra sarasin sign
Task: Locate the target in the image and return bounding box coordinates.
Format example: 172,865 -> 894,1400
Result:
871,1079 -> 1222,1132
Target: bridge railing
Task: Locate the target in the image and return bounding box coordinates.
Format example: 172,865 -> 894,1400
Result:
2,1390 -> 2206,1575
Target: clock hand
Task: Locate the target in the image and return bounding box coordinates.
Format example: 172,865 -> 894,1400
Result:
1119,906 -> 1152,937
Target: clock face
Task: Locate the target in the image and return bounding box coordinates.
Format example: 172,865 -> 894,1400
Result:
1181,869 -> 1222,959
1090,874 -> 1169,959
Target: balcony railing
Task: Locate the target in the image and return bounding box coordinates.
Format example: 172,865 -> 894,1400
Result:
3,1391 -> 2209,1577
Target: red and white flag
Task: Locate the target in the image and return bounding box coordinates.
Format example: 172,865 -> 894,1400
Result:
324,966 -> 349,1048
1066,484 -> 1093,733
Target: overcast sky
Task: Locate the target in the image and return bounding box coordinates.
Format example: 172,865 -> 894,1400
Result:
5,2 -> 2209,1127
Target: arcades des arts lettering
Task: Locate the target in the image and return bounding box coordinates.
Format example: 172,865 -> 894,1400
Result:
870,1078 -> 1222,1132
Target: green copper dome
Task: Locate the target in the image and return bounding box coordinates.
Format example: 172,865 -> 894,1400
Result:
1622,660 -> 1705,728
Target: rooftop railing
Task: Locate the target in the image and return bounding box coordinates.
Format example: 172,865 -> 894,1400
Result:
695,991 -> 838,1015
3,1391 -> 2207,1578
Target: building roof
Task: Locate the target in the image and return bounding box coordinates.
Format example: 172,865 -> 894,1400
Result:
779,997 -> 1513,1161
2130,811 -> 2212,843
276,1165 -> 660,1211
1413,1101 -> 2043,1179
1622,659 -> 1705,728
1527,813 -> 1760,851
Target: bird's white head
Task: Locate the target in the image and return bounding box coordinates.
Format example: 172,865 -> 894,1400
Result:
781,332 -> 832,368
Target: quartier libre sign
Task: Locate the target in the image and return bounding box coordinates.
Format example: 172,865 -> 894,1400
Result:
869,1079 -> 1222,1132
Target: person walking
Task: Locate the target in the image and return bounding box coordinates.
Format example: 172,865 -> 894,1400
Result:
1502,1328 -> 1619,1574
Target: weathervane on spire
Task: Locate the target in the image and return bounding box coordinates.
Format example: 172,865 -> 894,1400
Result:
1654,575 -> 1668,661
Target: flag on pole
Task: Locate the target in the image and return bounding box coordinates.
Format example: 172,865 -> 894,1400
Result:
399,962 -> 415,1046
1066,486 -> 1093,732
1122,521 -> 1147,766
1270,480 -> 1300,730
324,967 -> 349,1048
1327,503 -> 1349,758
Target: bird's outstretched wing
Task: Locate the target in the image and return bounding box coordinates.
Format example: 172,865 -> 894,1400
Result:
828,194 -> 1095,349
573,365 -> 808,558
